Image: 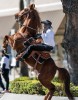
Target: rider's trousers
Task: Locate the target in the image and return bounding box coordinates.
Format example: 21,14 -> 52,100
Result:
22,43 -> 53,59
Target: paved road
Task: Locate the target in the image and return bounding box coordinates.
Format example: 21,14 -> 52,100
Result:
0,93 -> 78,100
0,94 -> 4,98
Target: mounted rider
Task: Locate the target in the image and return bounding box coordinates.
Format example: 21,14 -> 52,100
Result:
16,19 -> 55,60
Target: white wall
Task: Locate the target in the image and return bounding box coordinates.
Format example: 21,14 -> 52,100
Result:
40,10 -> 65,33
35,0 -> 61,5
0,0 -> 19,17
35,0 -> 62,12
0,15 -> 16,45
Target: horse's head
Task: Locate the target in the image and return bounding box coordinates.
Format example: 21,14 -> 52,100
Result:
3,4 -> 42,54
15,8 -> 29,24
15,4 -> 42,35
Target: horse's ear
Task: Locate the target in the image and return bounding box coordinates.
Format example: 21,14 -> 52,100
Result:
29,4 -> 35,10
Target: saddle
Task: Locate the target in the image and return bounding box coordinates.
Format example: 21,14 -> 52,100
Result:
29,51 -> 51,64
36,51 -> 50,59
29,51 -> 51,70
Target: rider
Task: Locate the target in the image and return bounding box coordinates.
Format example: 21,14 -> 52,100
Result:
16,20 -> 55,60
41,20 -> 55,50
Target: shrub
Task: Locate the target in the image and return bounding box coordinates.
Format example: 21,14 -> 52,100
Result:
9,77 -> 78,96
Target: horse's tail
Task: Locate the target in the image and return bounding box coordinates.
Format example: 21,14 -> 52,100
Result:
56,66 -> 74,100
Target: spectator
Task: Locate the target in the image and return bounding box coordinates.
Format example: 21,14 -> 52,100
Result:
0,50 -> 10,92
0,74 -> 5,93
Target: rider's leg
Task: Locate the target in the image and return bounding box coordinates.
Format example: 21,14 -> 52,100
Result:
22,43 -> 53,59
16,43 -> 53,60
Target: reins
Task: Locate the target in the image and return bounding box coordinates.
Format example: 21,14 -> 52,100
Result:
22,24 -> 37,31
17,9 -> 37,34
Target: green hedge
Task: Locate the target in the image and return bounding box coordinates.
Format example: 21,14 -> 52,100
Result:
9,77 -> 78,96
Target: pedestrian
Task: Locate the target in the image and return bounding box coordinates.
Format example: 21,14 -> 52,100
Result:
16,20 -> 55,60
0,74 -> 5,93
0,50 -> 10,92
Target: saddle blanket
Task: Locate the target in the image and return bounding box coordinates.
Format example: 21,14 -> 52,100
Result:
32,52 -> 51,64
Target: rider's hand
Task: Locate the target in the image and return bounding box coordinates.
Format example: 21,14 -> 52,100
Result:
35,38 -> 42,44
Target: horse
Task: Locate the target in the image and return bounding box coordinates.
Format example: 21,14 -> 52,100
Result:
3,4 -> 74,100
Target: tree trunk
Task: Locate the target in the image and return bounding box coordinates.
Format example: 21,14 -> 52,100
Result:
61,0 -> 78,85
20,62 -> 29,76
20,0 -> 24,10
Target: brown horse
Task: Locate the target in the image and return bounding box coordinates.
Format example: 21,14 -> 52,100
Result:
3,4 -> 74,100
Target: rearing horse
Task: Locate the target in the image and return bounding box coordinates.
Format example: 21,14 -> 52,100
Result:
3,4 -> 74,100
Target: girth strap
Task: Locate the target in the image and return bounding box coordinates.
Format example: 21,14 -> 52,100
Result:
34,54 -> 41,70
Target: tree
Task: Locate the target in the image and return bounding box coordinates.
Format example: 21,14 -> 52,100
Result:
20,0 -> 24,10
61,0 -> 78,85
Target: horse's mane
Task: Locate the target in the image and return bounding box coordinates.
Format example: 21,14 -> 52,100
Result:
29,4 -> 42,32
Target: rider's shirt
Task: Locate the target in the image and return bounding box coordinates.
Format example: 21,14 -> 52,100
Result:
41,29 -> 55,47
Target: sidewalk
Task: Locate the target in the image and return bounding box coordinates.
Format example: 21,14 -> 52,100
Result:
0,93 -> 78,100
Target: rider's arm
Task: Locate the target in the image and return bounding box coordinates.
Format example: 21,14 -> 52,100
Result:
24,34 -> 43,46
33,33 -> 43,43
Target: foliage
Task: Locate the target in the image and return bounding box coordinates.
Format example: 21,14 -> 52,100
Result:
9,77 -> 78,96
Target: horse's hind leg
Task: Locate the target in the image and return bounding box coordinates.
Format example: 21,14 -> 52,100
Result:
41,81 -> 55,100
44,82 -> 55,100
47,84 -> 55,100
44,92 -> 50,100
38,74 -> 55,100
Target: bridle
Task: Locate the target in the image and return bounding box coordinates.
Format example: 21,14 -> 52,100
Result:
22,24 -> 37,31
16,9 -> 37,33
